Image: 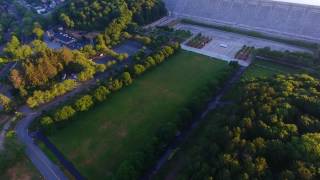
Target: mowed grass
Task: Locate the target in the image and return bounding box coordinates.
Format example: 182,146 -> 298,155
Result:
48,51 -> 232,178
242,60 -> 304,80
0,156 -> 42,180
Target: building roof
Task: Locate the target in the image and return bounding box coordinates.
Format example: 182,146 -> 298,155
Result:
164,0 -> 320,42
54,32 -> 76,44
274,0 -> 320,6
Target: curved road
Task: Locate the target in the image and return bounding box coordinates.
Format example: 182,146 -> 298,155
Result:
16,112 -> 68,180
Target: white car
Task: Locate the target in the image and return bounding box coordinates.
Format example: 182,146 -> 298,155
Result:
219,44 -> 228,48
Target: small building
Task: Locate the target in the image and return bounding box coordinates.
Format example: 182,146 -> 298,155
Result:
54,32 -> 76,45
34,6 -> 46,14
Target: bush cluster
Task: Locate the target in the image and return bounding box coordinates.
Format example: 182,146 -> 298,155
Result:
27,80 -> 78,108
255,47 -> 317,67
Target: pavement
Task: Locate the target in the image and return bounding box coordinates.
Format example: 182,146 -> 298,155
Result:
16,112 -> 68,180
174,23 -> 312,67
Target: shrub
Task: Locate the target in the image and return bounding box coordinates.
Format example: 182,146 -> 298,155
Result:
41,116 -> 54,126
74,95 -> 94,112
27,80 -> 78,108
54,106 -> 76,121
93,86 -> 110,102
0,93 -> 12,112
134,64 -> 146,75
109,79 -> 123,91
122,72 -> 133,86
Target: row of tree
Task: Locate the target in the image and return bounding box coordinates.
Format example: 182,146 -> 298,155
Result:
132,43 -> 178,76
26,80 -> 78,108
177,74 -> 320,180
255,47 -> 318,67
39,43 -> 180,130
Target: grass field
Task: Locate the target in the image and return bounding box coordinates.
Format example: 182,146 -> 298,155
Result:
242,60 -> 304,80
0,156 -> 42,180
47,51 -> 232,178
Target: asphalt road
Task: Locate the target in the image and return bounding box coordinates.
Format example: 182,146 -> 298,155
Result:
16,112 -> 68,180
14,41 -> 142,180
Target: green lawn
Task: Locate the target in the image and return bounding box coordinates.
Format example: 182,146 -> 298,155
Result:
0,156 -> 42,180
242,60 -> 304,80
48,51 -> 232,178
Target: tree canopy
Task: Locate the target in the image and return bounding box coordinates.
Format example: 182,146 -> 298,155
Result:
181,74 -> 320,180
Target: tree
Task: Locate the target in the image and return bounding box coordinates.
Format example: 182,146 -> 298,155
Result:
95,34 -> 108,52
32,25 -> 44,39
82,45 -> 96,57
9,69 -> 24,89
60,47 -> 74,64
74,95 -> 94,112
134,64 -> 145,75
96,64 -> 106,73
60,13 -> 74,29
4,36 -> 20,60
41,116 -> 54,127
54,106 -> 76,121
93,86 -> 110,102
172,74 -> 320,179
0,94 -> 12,112
109,79 -> 123,91
146,56 -> 156,66
31,40 -> 48,53
122,72 -> 133,86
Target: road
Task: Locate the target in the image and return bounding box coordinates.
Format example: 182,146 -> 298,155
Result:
143,66 -> 247,179
15,41 -> 142,179
16,112 -> 68,180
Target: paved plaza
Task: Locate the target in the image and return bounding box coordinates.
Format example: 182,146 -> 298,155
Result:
174,23 -> 311,66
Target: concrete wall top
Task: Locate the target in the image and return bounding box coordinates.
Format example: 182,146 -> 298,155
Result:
164,0 -> 320,42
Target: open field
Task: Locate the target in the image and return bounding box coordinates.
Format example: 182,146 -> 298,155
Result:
242,60 -> 305,80
47,51 -> 232,178
0,156 -> 42,180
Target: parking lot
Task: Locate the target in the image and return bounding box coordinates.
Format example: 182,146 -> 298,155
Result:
174,23 -> 312,66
